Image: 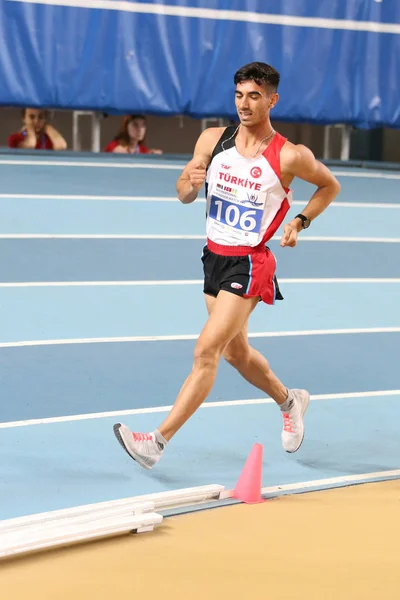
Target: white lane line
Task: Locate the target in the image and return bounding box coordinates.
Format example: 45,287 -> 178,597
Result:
0,327 -> 399,349
0,234 -> 399,243
257,469 -> 400,497
297,201 -> 400,209
0,280 -> 205,288
0,278 -> 400,288
0,195 -> 181,202
299,236 -> 400,243
332,170 -> 400,179
278,278 -> 400,284
8,1 -> 400,35
0,195 -> 399,209
1,389 -> 399,429
0,159 -> 183,169
1,158 -> 400,179
0,234 -> 205,239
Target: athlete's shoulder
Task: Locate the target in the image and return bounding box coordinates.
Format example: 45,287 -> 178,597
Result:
193,126 -> 231,165
280,141 -> 316,171
197,126 -> 226,146
281,139 -> 302,156
280,141 -> 339,189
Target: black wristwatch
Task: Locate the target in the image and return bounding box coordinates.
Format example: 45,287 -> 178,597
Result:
295,214 -> 311,229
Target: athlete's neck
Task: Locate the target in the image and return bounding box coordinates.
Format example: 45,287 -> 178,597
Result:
237,122 -> 274,147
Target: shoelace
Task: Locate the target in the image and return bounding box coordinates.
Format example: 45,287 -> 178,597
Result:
132,432 -> 153,442
282,413 -> 294,434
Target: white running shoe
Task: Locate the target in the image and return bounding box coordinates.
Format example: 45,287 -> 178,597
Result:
113,423 -> 165,470
281,389 -> 310,453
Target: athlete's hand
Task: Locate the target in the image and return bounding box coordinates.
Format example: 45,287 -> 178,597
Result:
189,161 -> 207,191
280,221 -> 301,247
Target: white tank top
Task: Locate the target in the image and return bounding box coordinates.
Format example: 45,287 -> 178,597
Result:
205,127 -> 292,247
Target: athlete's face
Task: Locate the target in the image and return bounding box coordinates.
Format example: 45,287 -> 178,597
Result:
235,81 -> 278,126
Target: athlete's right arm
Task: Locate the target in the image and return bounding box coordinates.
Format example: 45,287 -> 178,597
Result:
176,128 -> 222,204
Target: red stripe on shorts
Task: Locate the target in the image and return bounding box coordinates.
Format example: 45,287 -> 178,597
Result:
243,247 -> 277,305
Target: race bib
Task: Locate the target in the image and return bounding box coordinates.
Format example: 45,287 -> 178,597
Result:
209,194 -> 263,234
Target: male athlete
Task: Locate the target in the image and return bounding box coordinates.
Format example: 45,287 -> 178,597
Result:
113,62 -> 341,469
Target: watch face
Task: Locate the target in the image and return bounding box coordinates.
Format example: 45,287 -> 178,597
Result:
303,218 -> 311,229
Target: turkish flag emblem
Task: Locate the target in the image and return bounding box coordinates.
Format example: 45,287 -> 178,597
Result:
250,166 -> 262,178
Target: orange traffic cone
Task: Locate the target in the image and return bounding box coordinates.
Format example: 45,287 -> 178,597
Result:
233,443 -> 265,504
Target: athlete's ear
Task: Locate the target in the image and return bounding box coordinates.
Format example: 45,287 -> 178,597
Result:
269,93 -> 279,109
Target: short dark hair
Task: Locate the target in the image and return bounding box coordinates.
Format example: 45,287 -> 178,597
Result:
234,62 -> 280,92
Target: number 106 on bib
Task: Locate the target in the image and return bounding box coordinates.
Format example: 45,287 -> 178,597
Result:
209,196 -> 262,232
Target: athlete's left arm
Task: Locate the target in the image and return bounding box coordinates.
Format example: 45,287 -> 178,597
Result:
280,144 -> 341,247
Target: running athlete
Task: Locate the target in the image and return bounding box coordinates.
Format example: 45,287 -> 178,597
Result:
113,62 -> 341,469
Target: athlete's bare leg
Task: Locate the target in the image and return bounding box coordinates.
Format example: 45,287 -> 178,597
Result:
157,291 -> 259,441
113,292 -> 309,469
204,295 -> 288,404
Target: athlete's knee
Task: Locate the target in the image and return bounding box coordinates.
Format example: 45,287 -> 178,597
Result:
193,339 -> 223,370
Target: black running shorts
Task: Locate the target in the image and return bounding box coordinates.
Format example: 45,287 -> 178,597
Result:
201,244 -> 283,305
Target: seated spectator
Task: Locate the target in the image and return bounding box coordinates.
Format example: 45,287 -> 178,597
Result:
105,114 -> 162,154
8,108 -> 67,150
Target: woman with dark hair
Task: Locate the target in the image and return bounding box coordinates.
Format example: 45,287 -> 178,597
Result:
104,115 -> 162,154
8,108 -> 67,150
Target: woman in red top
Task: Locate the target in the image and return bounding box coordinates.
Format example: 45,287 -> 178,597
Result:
8,108 -> 67,150
104,114 -> 162,154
